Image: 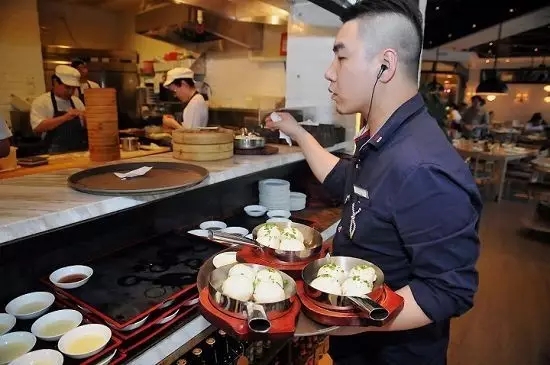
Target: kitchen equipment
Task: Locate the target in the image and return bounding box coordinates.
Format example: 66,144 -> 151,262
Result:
301,256 -> 389,321
206,263 -> 299,334
16,156 -> 48,167
234,145 -> 279,156
85,88 -> 121,163
172,128 -> 234,162
67,162 -> 209,196
220,227 -> 250,237
233,135 -> 266,150
5,292 -> 55,320
209,222 -> 323,263
120,137 -> 140,152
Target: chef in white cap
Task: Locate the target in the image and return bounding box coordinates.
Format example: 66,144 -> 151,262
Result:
30,65 -> 87,153
162,67 -> 208,130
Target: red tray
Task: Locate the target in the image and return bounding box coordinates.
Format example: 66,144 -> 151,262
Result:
296,281 -> 404,327
236,243 -> 332,279
198,287 -> 301,341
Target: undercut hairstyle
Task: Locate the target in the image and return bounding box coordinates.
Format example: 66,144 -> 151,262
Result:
173,78 -> 195,88
341,0 -> 423,81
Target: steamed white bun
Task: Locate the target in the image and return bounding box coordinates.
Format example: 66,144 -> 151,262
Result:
317,263 -> 346,283
253,280 -> 285,303
228,263 -> 256,280
279,237 -> 306,251
342,276 -> 373,297
310,275 -> 341,295
257,234 -> 280,249
255,268 -> 284,287
281,227 -> 304,243
349,264 -> 377,284
222,275 -> 254,301
257,224 -> 281,239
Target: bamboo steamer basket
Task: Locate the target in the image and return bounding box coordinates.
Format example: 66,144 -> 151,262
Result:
84,88 -> 120,162
172,128 -> 234,161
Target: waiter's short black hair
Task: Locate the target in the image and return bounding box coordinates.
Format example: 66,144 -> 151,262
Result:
340,0 -> 423,81
71,58 -> 86,68
172,78 -> 195,88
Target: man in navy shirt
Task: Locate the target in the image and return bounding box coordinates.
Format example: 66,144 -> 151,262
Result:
267,0 -> 481,363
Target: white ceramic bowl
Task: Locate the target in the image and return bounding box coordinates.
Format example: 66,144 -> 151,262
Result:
187,229 -> 209,238
199,221 -> 227,231
49,265 -> 94,290
245,233 -> 254,239
220,227 -> 249,237
31,309 -> 83,342
118,315 -> 149,332
266,217 -> 292,224
0,314 -> 15,336
5,292 -> 55,320
267,210 -> 291,219
0,331 -> 36,365
94,349 -> 117,365
244,205 -> 268,217
58,324 -> 111,359
156,309 -> 179,325
9,349 -> 63,365
213,252 -> 238,268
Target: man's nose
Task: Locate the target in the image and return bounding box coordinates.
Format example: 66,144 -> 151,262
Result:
325,59 -> 337,82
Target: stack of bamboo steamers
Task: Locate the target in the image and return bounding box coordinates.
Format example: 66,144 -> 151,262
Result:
84,88 -> 121,162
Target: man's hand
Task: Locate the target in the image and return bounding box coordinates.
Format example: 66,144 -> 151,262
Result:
162,115 -> 181,130
265,112 -> 307,143
65,108 -> 82,120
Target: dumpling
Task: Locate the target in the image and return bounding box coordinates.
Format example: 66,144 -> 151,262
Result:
257,224 -> 282,239
349,264 -> 377,284
253,280 -> 285,303
255,268 -> 284,287
257,234 -> 280,249
317,263 -> 346,283
228,263 -> 255,280
342,276 -> 373,297
281,227 -> 304,243
222,275 -> 254,301
310,275 -> 341,295
279,237 -> 306,251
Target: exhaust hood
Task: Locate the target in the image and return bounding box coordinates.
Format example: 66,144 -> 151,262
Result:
136,0 -> 288,49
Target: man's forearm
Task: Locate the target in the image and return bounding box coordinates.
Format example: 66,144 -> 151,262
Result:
329,285 -> 432,336
34,115 -> 68,133
294,129 -> 340,183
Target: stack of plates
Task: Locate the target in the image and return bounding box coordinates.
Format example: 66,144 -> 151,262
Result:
259,179 -> 291,210
290,192 -> 307,211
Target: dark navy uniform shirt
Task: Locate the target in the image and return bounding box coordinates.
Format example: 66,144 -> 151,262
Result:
324,94 -> 481,365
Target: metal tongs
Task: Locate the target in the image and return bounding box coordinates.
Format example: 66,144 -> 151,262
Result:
208,230 -> 263,251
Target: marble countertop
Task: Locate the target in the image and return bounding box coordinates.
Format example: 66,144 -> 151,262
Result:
0,142 -> 351,245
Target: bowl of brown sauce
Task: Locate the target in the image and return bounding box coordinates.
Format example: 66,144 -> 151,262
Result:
49,265 -> 93,290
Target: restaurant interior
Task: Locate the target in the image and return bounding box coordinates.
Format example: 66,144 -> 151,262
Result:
0,0 -> 549,364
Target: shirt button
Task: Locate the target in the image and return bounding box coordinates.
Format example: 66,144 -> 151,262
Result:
338,226 -> 342,232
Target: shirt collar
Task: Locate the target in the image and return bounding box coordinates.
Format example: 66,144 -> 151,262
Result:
357,93 -> 426,153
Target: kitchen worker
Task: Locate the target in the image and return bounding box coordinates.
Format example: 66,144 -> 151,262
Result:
162,68 -> 208,130
30,65 -> 87,153
71,58 -> 101,104
0,117 -> 11,158
266,0 -> 481,364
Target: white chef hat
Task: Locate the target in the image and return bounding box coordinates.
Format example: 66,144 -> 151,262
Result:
55,65 -> 81,87
163,67 -> 194,87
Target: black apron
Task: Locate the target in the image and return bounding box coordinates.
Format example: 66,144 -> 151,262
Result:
330,106 -> 450,365
76,81 -> 91,104
45,92 -> 88,154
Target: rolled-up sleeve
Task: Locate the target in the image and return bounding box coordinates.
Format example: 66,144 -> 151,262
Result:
322,158 -> 351,202
392,163 -> 480,322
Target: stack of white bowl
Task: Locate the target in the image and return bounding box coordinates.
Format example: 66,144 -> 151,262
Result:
290,192 -> 307,211
259,179 -> 291,210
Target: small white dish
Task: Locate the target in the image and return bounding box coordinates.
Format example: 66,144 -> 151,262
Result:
156,309 -> 179,325
9,349 -> 63,365
244,205 -> 268,217
0,314 -> 16,336
213,252 -> 238,268
94,349 -> 117,365
118,315 -> 149,332
49,265 -> 94,290
245,233 -> 254,239
0,331 -> 36,365
290,192 -> 307,200
267,210 -> 291,219
159,299 -> 174,309
58,324 -> 111,360
199,221 -> 227,231
187,229 -> 209,238
266,217 -> 292,224
31,309 -> 83,341
5,292 -> 55,320
220,227 -> 249,237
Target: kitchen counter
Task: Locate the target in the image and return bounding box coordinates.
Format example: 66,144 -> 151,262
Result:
0,142 -> 351,245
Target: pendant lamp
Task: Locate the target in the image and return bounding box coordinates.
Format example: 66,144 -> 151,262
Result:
476,23 -> 508,95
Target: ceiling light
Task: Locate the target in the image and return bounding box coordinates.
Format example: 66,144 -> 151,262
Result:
509,8 -> 514,12
487,95 -> 496,102
472,24 -> 476,28
489,42 -> 493,46
544,85 -> 550,92
545,96 -> 550,103
435,6 -> 440,10
485,59 -> 490,63
448,33 -> 452,38
476,73 -> 509,95
506,59 -> 510,62
534,48 -> 539,52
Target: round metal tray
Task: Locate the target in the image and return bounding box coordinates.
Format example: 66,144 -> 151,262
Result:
67,162 -> 209,196
197,247 -> 339,337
